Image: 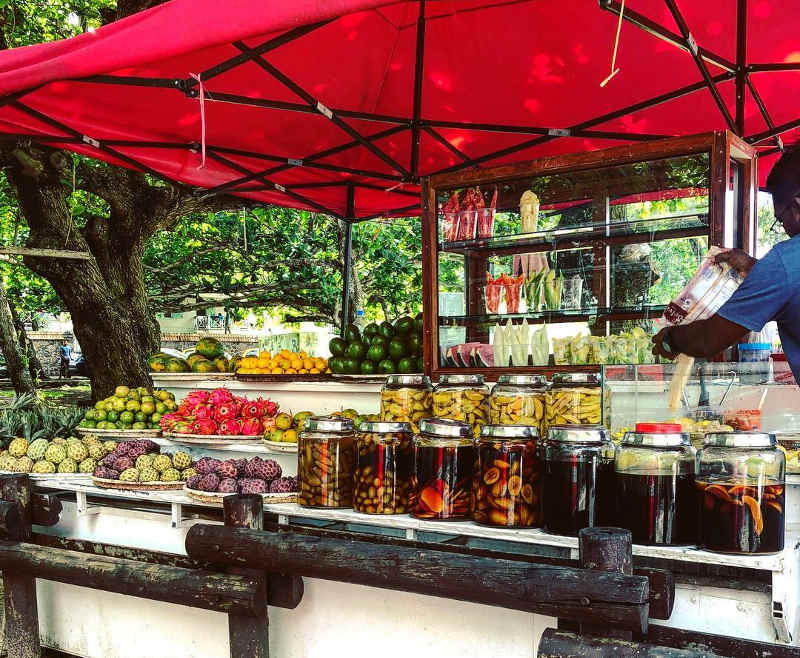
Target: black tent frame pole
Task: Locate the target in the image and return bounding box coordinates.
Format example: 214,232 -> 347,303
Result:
735,0 -> 747,136
340,184 -> 355,334
410,0 -> 426,178
745,76 -> 782,149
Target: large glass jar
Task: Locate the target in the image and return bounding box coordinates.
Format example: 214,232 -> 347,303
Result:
616,423 -> 697,545
412,418 -> 474,521
545,373 -> 602,433
354,421 -> 413,515
298,416 -> 355,508
544,425 -> 616,536
381,375 -> 433,434
697,432 -> 785,554
433,374 -> 490,435
474,425 -> 542,528
489,374 -> 548,436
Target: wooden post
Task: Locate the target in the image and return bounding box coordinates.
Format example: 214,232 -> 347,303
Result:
0,474 -> 41,658
578,527 -> 640,639
223,495 -> 269,658
538,629 -> 720,657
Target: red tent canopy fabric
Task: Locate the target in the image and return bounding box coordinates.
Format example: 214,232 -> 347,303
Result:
0,0 -> 797,218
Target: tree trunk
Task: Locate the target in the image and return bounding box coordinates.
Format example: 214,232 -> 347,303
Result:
10,305 -> 44,381
0,281 -> 35,396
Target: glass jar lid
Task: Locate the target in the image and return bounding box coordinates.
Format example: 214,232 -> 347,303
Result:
385,374 -> 432,387
419,417 -> 472,438
551,372 -> 600,386
480,424 -> 539,440
359,421 -> 412,434
622,431 -> 689,448
304,416 -> 354,433
703,431 -> 776,448
438,374 -> 485,386
548,424 -> 609,444
496,374 -> 547,387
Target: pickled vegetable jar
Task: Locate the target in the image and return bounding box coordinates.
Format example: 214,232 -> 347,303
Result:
474,425 -> 542,528
545,372 -> 602,432
433,374 -> 489,434
616,423 -> 697,545
354,421 -> 413,515
381,375 -> 433,433
298,416 -> 355,508
698,432 -> 785,554
544,425 -> 616,536
412,418 -> 474,520
489,374 -> 547,436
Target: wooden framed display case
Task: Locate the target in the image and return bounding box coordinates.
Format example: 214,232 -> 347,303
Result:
421,132 -> 757,380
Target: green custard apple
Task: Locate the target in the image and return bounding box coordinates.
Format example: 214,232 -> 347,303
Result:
67,441 -> 88,462
44,443 -> 67,465
171,451 -> 192,470
31,460 -> 56,474
181,467 -> 197,480
27,439 -> 49,461
119,468 -> 139,482
103,440 -> 118,454
135,454 -> 155,470
14,457 -> 34,473
79,458 -> 97,474
138,466 -> 159,482
0,454 -> 17,471
8,438 -> 29,458
88,443 -> 105,460
160,468 -> 181,482
58,458 -> 78,474
152,454 -> 172,473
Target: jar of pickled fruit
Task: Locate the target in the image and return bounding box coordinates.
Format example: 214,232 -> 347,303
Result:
381,375 -> 433,434
616,423 -> 696,546
412,418 -> 474,520
543,424 -> 616,536
298,416 -> 355,508
545,372 -> 602,433
354,421 -> 413,515
433,374 -> 489,435
488,374 -> 548,436
474,425 -> 542,528
697,432 -> 785,554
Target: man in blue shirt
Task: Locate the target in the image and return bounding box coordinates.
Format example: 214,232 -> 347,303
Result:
58,340 -> 71,379
653,146 -> 800,383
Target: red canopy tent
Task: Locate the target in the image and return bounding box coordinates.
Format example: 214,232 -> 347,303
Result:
0,0 -> 797,219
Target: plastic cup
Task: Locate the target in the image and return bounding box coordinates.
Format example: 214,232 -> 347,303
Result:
562,276 -> 583,309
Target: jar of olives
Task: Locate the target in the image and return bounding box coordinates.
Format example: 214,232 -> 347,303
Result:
433,374 -> 490,434
381,375 -> 433,433
545,372 -> 602,433
298,416 -> 355,508
412,418 -> 474,520
474,425 -> 542,528
544,424 -> 616,536
488,374 -> 548,436
354,421 -> 413,515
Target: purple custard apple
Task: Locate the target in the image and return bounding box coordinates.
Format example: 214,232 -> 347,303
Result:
196,457 -> 221,475
93,466 -> 120,479
197,473 -> 220,492
186,474 -> 204,490
239,478 -> 267,494
215,460 -> 238,478
114,442 -> 132,456
112,456 -> 134,472
218,478 -> 239,494
248,458 -> 281,481
269,477 -> 295,493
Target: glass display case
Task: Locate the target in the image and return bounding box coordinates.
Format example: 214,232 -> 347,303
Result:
421,132 -> 756,379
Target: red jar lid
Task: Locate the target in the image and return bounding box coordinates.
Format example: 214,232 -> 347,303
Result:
635,422 -> 682,433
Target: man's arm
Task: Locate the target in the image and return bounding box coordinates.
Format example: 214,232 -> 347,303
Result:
652,315 -> 749,360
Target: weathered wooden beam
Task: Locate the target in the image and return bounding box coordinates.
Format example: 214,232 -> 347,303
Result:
0,540 -> 266,616
644,624 -> 800,658
0,474 -> 41,658
30,532 -> 303,610
30,493 -> 61,527
223,495 -> 269,658
636,567 -> 675,621
186,526 -> 649,632
0,247 -> 91,260
538,629 -> 721,657
0,500 -> 22,538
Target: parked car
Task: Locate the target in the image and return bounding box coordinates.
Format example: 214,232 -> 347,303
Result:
68,353 -> 89,377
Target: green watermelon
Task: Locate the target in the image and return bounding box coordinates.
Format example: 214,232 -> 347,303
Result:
195,337 -> 224,359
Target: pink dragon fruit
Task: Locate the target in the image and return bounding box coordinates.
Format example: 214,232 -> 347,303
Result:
210,387 -> 234,406
241,400 -> 263,419
194,418 -> 220,435
219,418 -> 243,436
240,418 -> 263,436
171,421 -> 194,435
193,405 -> 214,421
260,398 -> 278,417
214,401 -> 241,423
159,413 -> 181,431
185,390 -> 211,406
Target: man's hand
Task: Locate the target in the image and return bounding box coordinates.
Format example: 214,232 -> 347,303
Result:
714,248 -> 757,276
652,327 -> 677,360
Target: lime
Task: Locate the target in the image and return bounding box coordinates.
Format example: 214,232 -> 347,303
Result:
132,422 -> 147,430
397,357 -> 415,374
329,337 -> 347,357
344,323 -> 361,343
106,411 -> 119,423
407,334 -> 421,356
342,358 -> 360,375
82,420 -> 97,429
378,321 -> 395,339
395,316 -> 414,336
84,409 -> 95,421
370,335 -> 388,348
378,358 -> 396,374
363,323 -> 380,340
346,341 -> 367,360
388,338 -> 407,361
360,360 -> 377,375
94,410 -> 107,422
120,411 -> 135,424
151,412 -> 162,424
366,343 -> 387,363
122,423 -> 133,430
134,411 -> 147,423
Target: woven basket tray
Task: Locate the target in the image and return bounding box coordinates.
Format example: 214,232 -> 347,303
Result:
184,486 -> 296,506
163,433 -> 262,446
92,477 -> 185,491
77,428 -> 162,438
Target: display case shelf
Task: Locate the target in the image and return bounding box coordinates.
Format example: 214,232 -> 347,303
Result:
439,305 -> 667,327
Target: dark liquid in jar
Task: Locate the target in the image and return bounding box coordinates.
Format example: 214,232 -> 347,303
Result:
354,437 -> 412,514
544,457 -> 615,535
297,437 -> 354,508
698,479 -> 784,553
473,441 -> 542,527
412,444 -> 474,520
616,472 -> 696,545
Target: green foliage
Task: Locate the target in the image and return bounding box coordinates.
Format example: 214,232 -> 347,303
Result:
1,0 -> 113,48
